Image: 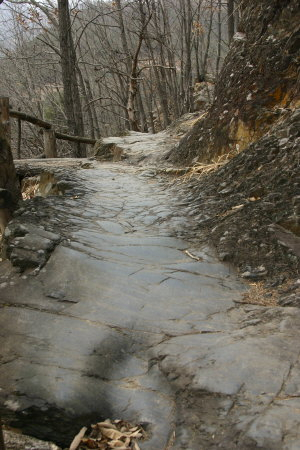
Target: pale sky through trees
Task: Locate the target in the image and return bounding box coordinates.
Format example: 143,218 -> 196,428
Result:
0,0 -> 234,157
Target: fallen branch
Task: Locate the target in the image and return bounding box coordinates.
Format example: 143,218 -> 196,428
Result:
55,131 -> 96,145
185,250 -> 202,261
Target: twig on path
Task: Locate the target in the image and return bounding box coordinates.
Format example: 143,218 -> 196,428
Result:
69,427 -> 87,450
184,250 -> 202,261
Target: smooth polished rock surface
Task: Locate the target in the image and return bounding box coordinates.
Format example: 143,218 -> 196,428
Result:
1,161 -> 300,449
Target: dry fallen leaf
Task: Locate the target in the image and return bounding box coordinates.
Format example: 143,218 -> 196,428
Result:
97,421 -> 118,430
69,418 -> 145,450
81,438 -> 99,449
126,431 -> 142,438
107,439 -> 126,448
100,428 -> 125,440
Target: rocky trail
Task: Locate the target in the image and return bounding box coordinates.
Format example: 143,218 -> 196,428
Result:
0,135 -> 300,449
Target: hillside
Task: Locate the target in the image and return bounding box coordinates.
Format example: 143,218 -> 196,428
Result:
165,0 -> 300,293
167,0 -> 300,165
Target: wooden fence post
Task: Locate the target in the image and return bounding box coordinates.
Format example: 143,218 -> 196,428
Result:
0,97 -> 10,145
17,107 -> 22,159
43,128 -> 57,158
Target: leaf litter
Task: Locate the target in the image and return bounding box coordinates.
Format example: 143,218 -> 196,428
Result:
68,419 -> 147,450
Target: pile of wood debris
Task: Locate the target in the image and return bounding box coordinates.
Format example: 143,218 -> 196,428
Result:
69,419 -> 146,450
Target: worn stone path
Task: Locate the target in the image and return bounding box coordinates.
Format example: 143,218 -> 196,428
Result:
1,161 -> 300,449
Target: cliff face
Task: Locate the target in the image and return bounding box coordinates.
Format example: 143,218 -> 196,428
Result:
168,0 -> 300,165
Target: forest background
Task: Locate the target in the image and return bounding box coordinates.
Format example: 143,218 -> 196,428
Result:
0,0 -> 238,157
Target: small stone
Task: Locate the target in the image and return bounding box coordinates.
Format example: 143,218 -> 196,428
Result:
279,294 -> 300,307
241,268 -> 268,279
241,271 -> 252,278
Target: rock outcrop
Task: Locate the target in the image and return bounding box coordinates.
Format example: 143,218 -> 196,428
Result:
167,0 -> 300,165
93,140 -> 124,161
3,430 -> 60,450
193,81 -> 214,112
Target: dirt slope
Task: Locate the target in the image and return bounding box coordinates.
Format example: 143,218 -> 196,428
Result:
167,0 -> 300,165
164,0 -> 300,295
179,108 -> 300,287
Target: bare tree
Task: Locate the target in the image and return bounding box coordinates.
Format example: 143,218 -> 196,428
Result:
227,0 -> 235,42
57,0 -> 85,156
216,0 -> 222,74
0,0 -> 231,150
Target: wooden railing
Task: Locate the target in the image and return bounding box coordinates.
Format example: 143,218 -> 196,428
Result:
0,97 -> 97,158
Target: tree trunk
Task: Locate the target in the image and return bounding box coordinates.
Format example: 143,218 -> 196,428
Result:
227,0 -> 235,43
159,0 -> 180,118
202,0 -> 214,77
136,89 -> 148,132
57,0 -> 86,157
127,72 -> 140,132
77,66 -> 95,140
216,0 -> 222,75
181,0 -> 193,112
115,0 -> 131,73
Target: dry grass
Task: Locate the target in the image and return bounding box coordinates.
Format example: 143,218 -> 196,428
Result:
21,176 -> 39,200
181,151 -> 238,182
169,111 -> 208,135
241,282 -> 278,307
186,111 -> 208,127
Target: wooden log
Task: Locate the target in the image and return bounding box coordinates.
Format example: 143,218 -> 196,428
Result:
55,131 -> 96,145
9,109 -> 96,145
43,129 -> 57,158
9,110 -> 51,130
